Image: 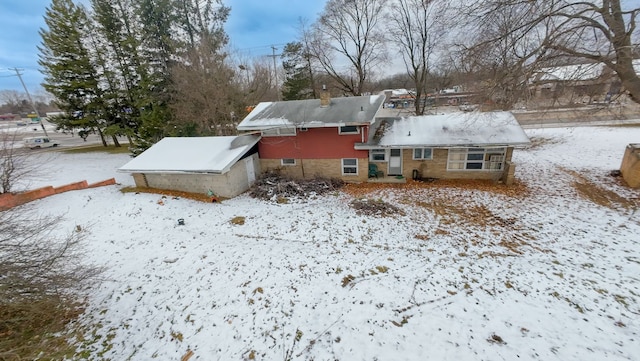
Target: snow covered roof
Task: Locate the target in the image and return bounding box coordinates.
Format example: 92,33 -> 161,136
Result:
535,63 -> 604,82
118,135 -> 260,174
357,111 -> 530,148
237,94 -> 385,131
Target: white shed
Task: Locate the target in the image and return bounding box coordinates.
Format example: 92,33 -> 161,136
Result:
119,135 -> 261,198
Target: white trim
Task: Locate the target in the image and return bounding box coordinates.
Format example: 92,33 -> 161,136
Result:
388,149 -> 403,175
447,147 -> 506,171
412,148 -> 433,160
262,127 -> 296,137
369,148 -> 387,162
281,158 -> 296,166
341,158 -> 358,175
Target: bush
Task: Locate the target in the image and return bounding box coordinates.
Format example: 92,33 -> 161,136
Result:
0,206 -> 100,359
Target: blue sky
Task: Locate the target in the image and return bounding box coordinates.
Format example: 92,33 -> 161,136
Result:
0,0 -> 326,93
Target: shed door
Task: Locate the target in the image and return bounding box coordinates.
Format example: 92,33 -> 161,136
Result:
245,157 -> 256,185
388,149 -> 402,175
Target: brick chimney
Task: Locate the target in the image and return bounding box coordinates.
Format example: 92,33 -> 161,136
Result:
320,85 -> 331,107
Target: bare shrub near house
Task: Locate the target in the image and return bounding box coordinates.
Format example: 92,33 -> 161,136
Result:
0,206 -> 101,359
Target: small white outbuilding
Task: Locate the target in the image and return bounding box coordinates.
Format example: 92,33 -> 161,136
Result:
119,135 -> 261,198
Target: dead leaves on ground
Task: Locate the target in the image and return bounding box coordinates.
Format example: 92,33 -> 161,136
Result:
343,178 -> 529,199
564,169 -> 638,210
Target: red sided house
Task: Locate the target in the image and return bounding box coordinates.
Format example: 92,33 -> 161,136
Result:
236,92 -> 385,182
237,91 -> 530,185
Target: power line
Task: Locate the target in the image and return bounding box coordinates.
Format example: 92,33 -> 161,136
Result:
267,45 -> 282,101
9,67 -> 49,137
235,42 -> 288,52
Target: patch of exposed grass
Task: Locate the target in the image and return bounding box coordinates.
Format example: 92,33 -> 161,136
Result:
0,297 -> 84,360
565,169 -> 637,210
341,274 -> 355,287
121,186 -> 220,203
343,178 -> 529,199
524,136 -> 563,150
62,144 -> 130,154
487,333 -> 506,345
230,216 -> 246,225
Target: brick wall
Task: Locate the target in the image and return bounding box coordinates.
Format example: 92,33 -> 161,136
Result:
0,178 -> 116,210
398,148 -> 515,181
260,158 -> 369,182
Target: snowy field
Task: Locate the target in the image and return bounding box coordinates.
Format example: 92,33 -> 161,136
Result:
19,126 -> 640,360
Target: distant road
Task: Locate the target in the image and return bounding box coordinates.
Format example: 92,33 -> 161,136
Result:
1,118 -> 127,149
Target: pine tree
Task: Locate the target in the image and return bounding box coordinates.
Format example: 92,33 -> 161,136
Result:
91,0 -> 146,145
281,42 -> 314,100
38,0 -> 105,143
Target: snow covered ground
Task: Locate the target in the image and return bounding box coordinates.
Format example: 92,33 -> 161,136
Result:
19,126 -> 640,360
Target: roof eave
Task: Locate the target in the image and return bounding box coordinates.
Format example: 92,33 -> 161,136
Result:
118,169 -> 225,175
355,141 -> 530,149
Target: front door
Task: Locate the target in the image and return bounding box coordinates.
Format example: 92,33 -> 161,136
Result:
388,149 -> 402,175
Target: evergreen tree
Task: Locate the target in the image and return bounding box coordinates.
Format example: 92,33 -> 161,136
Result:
38,0 -> 105,143
91,0 -> 146,145
281,42 -> 314,100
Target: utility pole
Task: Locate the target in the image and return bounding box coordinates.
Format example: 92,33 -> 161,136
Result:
268,45 -> 281,101
11,68 -> 49,137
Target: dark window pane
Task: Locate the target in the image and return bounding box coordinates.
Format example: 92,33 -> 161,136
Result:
466,162 -> 483,169
340,126 -> 358,133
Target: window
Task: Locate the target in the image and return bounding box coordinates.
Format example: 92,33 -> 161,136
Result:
370,149 -> 386,162
413,148 -> 432,160
447,148 -> 505,171
342,158 -> 358,175
262,127 -> 296,136
281,158 -> 296,166
339,125 -> 359,134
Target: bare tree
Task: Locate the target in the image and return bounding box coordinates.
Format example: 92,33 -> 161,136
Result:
170,39 -> 241,136
309,0 -> 387,96
387,0 -> 448,114
0,133 -> 38,194
0,206 -> 100,359
1,136 -> 100,358
461,0 -> 640,107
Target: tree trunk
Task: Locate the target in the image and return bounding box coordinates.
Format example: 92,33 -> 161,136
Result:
97,128 -> 107,147
111,135 -> 121,147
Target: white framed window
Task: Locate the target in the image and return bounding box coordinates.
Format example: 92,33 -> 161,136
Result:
262,127 -> 296,136
413,148 -> 432,160
369,149 -> 386,162
447,148 -> 506,171
281,158 -> 296,166
342,158 -> 358,175
338,125 -> 359,134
